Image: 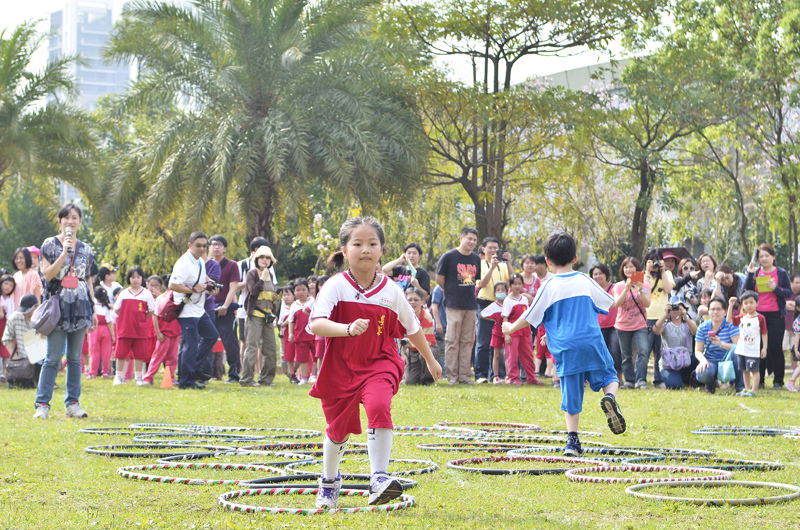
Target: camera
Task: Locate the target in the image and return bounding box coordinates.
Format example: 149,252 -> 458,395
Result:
652,260 -> 662,270
206,281 -> 224,292
496,250 -> 506,263
399,338 -> 409,347
666,304 -> 673,311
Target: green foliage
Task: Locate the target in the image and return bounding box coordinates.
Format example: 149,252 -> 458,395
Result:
0,181 -> 58,271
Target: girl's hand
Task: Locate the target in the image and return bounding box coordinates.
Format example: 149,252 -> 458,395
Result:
767,279 -> 777,290
111,334 -> 116,344
645,260 -> 654,274
710,335 -> 722,347
349,318 -> 369,336
715,271 -> 725,282
287,332 -> 294,343
728,296 -> 738,306
504,334 -> 512,345
625,279 -> 633,291
62,233 -> 75,255
747,261 -> 757,274
157,331 -> 166,342
761,347 -> 767,359
426,359 -> 442,382
690,270 -> 702,281
89,314 -> 98,333
704,270 -> 715,281
632,281 -> 644,291
539,334 -> 547,347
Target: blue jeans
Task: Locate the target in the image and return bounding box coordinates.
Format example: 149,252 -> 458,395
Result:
694,355 -> 745,393
216,309 -> 240,380
179,313 -> 219,385
647,319 -> 663,384
474,299 -> 494,380
660,368 -> 684,389
616,328 -> 650,384
35,328 -> 87,407
197,310 -> 218,379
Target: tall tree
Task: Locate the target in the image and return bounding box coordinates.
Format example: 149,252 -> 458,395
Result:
101,0 -> 427,243
0,22 -> 96,198
381,0 -> 665,241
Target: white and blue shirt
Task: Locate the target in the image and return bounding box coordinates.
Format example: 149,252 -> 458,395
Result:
522,271 -> 615,377
695,319 -> 739,362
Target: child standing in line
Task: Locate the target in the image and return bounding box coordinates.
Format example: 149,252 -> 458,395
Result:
309,217 -> 441,509
402,287 -> 438,385
143,285 -> 182,386
479,282 -> 508,384
789,305 -> 800,391
278,285 -> 296,381
113,266 -> 156,386
310,275 -> 330,383
287,279 -> 314,385
503,232 -> 626,457
503,274 -> 543,386
727,292 -> 767,397
145,276 -> 163,366
0,275 -> 16,371
90,287 -> 115,379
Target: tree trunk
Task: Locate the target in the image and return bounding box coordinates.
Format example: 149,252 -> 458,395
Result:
630,159 -> 654,260
249,174 -> 276,247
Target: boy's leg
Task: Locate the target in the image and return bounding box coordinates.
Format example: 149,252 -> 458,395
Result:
750,370 -> 760,394
592,367 -> 625,435
459,310 -> 476,382
559,373 -> 586,456
444,308 -> 462,384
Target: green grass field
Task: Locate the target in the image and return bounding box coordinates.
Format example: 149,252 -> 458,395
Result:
2,372 -> 799,529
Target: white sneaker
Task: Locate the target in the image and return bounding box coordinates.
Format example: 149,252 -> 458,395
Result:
315,472 -> 342,509
308,374 -> 317,383
134,377 -> 145,386
33,404 -> 50,419
298,378 -> 309,385
368,472 -> 403,505
113,376 -> 125,386
65,401 -> 88,418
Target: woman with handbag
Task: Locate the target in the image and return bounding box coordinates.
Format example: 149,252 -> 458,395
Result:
653,296 -> 698,389
33,203 -> 97,420
611,257 -> 652,389
694,298 -> 740,394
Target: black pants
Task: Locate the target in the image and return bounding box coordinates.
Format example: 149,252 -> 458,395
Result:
216,310 -> 241,380
760,311 -> 786,386
601,327 -> 622,373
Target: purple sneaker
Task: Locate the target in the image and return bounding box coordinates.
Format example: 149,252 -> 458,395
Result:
315,472 -> 341,509
368,472 -> 403,505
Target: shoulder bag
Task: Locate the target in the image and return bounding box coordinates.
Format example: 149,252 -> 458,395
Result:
159,262 -> 202,322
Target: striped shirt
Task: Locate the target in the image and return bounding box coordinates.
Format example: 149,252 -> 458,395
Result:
2,311 -> 33,359
695,319 -> 739,362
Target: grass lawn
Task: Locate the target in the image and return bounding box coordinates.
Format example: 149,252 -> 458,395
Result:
2,372 -> 799,529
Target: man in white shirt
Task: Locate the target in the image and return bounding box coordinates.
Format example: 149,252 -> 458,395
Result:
168,232 -> 217,390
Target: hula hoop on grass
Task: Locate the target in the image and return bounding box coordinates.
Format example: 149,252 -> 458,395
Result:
79,426 -> 190,435
117,462 -> 286,485
434,421 -> 540,432
446,454 -> 607,475
565,465 -> 732,484
128,424 -> 322,438
691,425 -> 800,436
243,473 -> 419,490
84,444 -> 235,458
507,446 -> 665,462
238,442 -> 368,456
623,455 -> 785,471
218,487 -> 415,515
416,441 -> 536,453
284,458 -> 438,478
441,433 -> 613,447
625,480 -> 800,506
547,430 -> 604,438
133,432 -> 265,442
784,433 -> 800,440
158,450 -> 314,466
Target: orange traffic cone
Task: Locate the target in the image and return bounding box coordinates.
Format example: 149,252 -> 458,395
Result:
161,366 -> 174,389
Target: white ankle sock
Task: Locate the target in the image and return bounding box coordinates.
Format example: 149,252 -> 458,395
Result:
367,428 -> 393,474
322,436 -> 348,479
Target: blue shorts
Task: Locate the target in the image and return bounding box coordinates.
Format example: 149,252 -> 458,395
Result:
560,366 -> 619,415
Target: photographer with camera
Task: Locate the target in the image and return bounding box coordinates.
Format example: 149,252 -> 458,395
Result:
240,246 -> 279,387
653,296 -> 698,389
197,243 -> 222,384
474,237 -> 514,384
643,248 -> 674,389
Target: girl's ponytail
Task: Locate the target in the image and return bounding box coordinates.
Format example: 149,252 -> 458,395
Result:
327,251 -> 345,271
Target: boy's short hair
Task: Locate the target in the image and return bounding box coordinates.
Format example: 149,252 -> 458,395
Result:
404,242 -> 423,255
708,297 -> 728,311
210,234 -> 228,248
460,227 -> 479,237
542,232 -> 576,267
739,290 -> 759,304
533,254 -> 547,265
404,287 -> 425,299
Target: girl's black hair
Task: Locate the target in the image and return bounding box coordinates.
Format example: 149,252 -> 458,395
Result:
147,275 -> 163,286
0,274 -> 16,295
57,203 -> 82,220
127,266 -> 145,283
317,275 -> 329,289
292,278 -> 310,292
405,287 -> 425,299
309,275 -> 319,283
94,286 -> 112,309
112,286 -> 123,297
589,263 -> 612,282
493,281 -> 509,293
12,247 -> 32,270
326,217 -> 385,270
508,273 -> 524,286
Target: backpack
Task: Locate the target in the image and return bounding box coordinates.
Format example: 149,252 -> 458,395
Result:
660,323 -> 692,371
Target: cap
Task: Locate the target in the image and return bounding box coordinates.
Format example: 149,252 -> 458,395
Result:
253,246 -> 277,265
101,262 -> 118,272
18,294 -> 39,314
661,252 -> 679,262
26,246 -> 41,256
668,295 -> 688,309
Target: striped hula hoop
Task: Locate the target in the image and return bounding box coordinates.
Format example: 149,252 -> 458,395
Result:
157,450 -> 314,466
416,441 -> 537,452
622,455 -> 785,471
565,465 -> 732,484
284,458 -> 438,478
625,480 -> 800,506
117,462 -> 286,485
507,446 -> 665,462
446,454 -> 608,475
237,442 -> 368,456
218,487 -> 415,514
128,424 -> 322,438
84,444 -> 235,458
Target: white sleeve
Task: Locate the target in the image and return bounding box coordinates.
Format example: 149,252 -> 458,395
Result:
396,288 -> 421,336
588,275 -> 614,313
523,284 -> 550,328
144,291 -> 156,312
113,291 -> 124,311
310,277 -> 340,320
479,304 -> 494,319
288,305 -> 298,322
170,258 -> 188,286
501,298 -> 513,318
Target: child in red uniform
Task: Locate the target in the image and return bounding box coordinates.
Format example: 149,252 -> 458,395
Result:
503,274 -> 543,385
113,266 -> 155,386
143,288 -> 182,385
145,275 -> 163,364
479,282 -> 508,384
287,279 -> 314,385
90,287 -> 115,379
309,217 -> 442,509
278,286 -> 296,381
402,287 -> 438,385
309,275 -> 329,383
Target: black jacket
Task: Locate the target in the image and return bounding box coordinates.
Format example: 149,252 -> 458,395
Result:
744,266 -> 792,316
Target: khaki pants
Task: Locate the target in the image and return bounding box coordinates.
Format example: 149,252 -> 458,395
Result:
240,316 -> 276,385
445,307 -> 476,383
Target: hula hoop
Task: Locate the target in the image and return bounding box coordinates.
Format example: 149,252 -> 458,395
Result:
547,430 -> 604,438
84,444 -> 235,458
565,465 -> 732,484
218,487 -> 415,515
133,432 -> 266,443
625,480 -> 800,506
242,473 -> 418,490
117,462 -> 287,485
284,458 -> 438,478
416,441 -> 537,453
128,424 -> 322,438
784,433 -> 800,440
434,421 -> 540,432
79,426 -> 191,435
440,433 -> 612,447
692,425 -> 800,436
623,455 -> 785,471
158,450 -> 314,466
507,446 -> 664,462
238,442 -> 368,456
446,454 -> 607,475
394,426 -> 475,433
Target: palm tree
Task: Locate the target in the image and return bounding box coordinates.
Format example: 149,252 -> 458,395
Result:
101,0 -> 427,243
0,21 -> 96,200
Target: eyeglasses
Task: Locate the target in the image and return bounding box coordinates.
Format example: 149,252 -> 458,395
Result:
683,266 -> 696,271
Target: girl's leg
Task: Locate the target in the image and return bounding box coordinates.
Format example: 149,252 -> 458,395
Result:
506,338 -> 520,384
64,329 -> 87,405
517,336 -> 539,384
617,329 -> 635,384
492,347 -> 501,382
134,359 -> 144,379
632,328 -> 651,385
35,329 -> 68,408
362,378 -> 395,475
750,371 -> 760,394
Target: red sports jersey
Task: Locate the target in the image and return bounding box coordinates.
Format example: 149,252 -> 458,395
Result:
308,272 -> 420,400
480,300 -> 505,338
502,295 -> 530,337
155,293 -> 181,337
114,287 -> 156,339
289,298 -> 315,342
408,307 -> 436,350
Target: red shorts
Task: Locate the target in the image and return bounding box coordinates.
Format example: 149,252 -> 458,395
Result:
535,326 -> 553,361
282,337 -> 295,362
320,376 -> 395,442
490,333 -> 504,349
291,340 -> 314,364
115,337 -> 150,361
315,339 -> 325,359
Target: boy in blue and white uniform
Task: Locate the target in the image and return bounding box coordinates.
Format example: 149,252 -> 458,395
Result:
503,231 -> 626,456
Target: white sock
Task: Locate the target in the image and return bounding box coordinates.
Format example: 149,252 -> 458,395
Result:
367,428 -> 393,475
322,436 -> 348,479
134,371 -> 143,379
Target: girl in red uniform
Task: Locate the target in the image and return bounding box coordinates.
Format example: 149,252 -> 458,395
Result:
145,276 -> 162,364
113,266 -> 155,386
89,287 -> 115,379
502,274 -> 542,385
308,217 -> 442,509
479,282 -> 508,384
143,285 -> 182,385
287,279 -> 314,385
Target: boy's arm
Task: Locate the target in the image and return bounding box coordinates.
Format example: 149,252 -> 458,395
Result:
761,332 -> 768,357
502,315 -> 529,336
406,328 -> 442,382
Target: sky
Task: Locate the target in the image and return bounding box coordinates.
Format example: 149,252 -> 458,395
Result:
1,0 -> 621,84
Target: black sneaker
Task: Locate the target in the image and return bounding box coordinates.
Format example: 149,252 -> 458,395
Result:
563,442 -> 583,457
290,375 -> 299,384
600,395 -> 626,434
178,382 -> 206,390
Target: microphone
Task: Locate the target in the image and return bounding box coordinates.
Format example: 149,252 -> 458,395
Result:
65,226 -> 73,256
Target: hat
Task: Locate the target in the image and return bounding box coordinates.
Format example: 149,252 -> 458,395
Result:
661,252 -> 679,262
18,294 -> 39,314
26,246 -> 40,256
668,295 -> 688,309
101,262 -> 118,272
253,246 -> 277,265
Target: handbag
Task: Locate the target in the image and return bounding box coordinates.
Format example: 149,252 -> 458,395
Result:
5,348 -> 35,384
660,322 -> 693,371
717,344 -> 736,383
159,263 -> 203,322
59,241 -> 81,289
31,294 -> 61,336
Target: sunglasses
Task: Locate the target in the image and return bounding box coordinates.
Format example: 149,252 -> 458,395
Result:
683,266 -> 696,271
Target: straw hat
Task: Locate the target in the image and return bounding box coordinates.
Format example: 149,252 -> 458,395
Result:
253,246 -> 277,265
